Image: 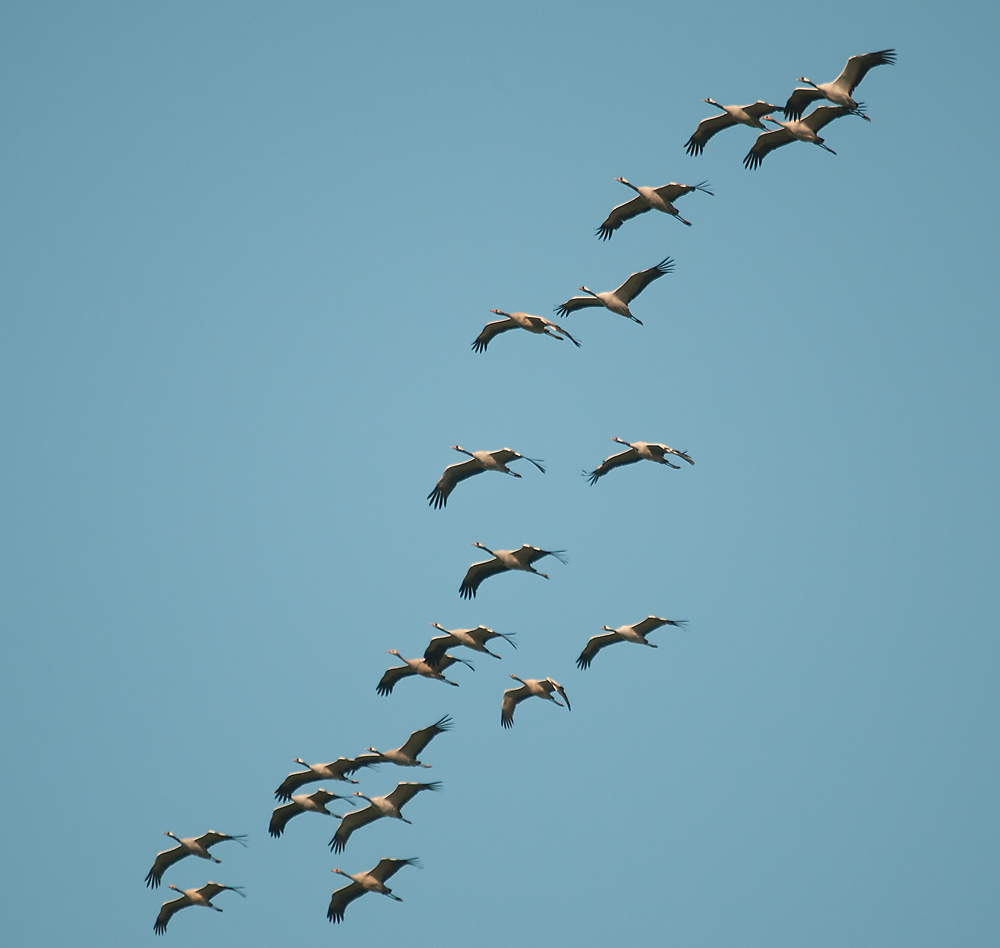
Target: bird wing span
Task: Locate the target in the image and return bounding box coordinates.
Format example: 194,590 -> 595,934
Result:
377,664 -> 416,696
576,632 -> 622,669
472,317 -> 516,353
198,883 -> 244,901
274,769 -> 315,800
145,845 -> 186,888
371,856 -> 420,882
555,295 -> 603,318
597,196 -> 650,240
745,101 -> 783,118
153,895 -> 189,934
633,616 -> 670,637
802,105 -> 853,132
386,780 -> 440,810
501,685 -> 530,728
428,458 -> 483,509
196,831 -> 244,849
654,183 -> 693,202
613,258 -> 673,304
330,804 -> 382,852
513,545 -> 567,567
586,448 -> 639,485
327,881 -> 366,923
838,48 -> 896,94
744,128 -> 793,169
269,802 -> 302,837
423,633 -> 457,664
783,87 -> 824,120
399,714 -> 452,758
460,557 -> 508,599
684,113 -> 736,155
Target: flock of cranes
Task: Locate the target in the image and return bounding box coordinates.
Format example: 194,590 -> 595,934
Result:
144,47 -> 894,934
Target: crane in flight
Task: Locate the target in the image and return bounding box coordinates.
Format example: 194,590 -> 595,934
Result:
352,715 -> 453,769
472,309 -> 580,353
556,258 -> 674,325
586,438 -> 694,485
377,650 -> 473,695
501,675 -> 570,728
684,100 -> 784,155
459,543 -> 567,599
744,105 -> 865,169
329,782 -> 440,852
153,883 -> 244,934
145,831 -> 247,888
327,858 -> 421,923
784,49 -> 895,120
428,446 -> 544,509
577,616 -> 688,669
597,178 -> 712,237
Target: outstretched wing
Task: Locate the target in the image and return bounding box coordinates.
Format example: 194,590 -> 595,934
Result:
195,831 -> 246,851
613,258 -> 673,304
684,112 -> 737,156
512,545 -> 567,567
459,557 -> 508,599
501,685 -> 530,728
145,844 -> 186,888
783,87 -> 824,120
489,448 -> 545,474
586,447 -> 640,485
654,182 -> 711,202
269,802 -> 303,838
427,458 -> 483,509
433,652 -> 474,673
837,48 -> 895,95
471,626 -> 516,650
153,895 -> 189,934
555,294 -> 603,318
596,195 -> 650,240
197,883 -> 245,901
472,317 -> 517,353
633,616 -> 687,637
423,633 -> 457,664
744,128 -> 793,169
576,631 -> 622,670
397,714 -> 452,759
330,804 -> 383,852
744,101 -> 784,118
385,780 -> 441,811
370,856 -> 421,883
377,664 -> 416,696
274,769 -> 316,800
802,105 -> 855,133
327,881 -> 366,923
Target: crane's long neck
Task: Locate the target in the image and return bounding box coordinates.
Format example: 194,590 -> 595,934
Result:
799,77 -> 818,89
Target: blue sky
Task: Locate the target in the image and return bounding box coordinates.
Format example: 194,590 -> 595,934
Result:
2,1 -> 999,945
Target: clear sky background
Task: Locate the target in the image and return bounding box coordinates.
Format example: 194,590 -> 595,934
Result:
2,1 -> 998,945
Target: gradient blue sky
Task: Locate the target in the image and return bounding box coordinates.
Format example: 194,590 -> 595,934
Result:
2,2 -> 999,945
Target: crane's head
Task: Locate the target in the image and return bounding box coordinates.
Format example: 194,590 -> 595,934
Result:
386,649 -> 401,657
490,309 -> 510,316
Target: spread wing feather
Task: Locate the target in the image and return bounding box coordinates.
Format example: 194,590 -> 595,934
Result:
576,631 -> 622,669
